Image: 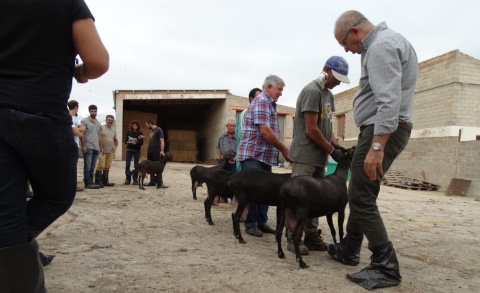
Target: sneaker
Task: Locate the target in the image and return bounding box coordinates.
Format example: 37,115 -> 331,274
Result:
304,232 -> 328,251
258,224 -> 276,234
287,240 -> 309,255
245,226 -> 263,237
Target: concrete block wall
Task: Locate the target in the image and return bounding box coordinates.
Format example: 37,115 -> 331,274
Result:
198,99 -> 225,161
337,137 -> 480,198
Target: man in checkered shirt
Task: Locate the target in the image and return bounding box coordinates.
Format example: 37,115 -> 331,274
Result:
237,75 -> 292,237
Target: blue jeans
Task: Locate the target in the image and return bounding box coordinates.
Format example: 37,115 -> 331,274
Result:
0,108 -> 78,248
240,159 -> 271,228
83,148 -> 99,178
125,149 -> 140,172
218,159 -> 237,202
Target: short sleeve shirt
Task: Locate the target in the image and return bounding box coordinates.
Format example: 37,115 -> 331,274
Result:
216,131 -> 237,157
71,115 -> 81,147
148,127 -> 164,152
80,117 -> 102,150
289,80 -> 334,167
237,92 -> 280,166
100,125 -> 117,153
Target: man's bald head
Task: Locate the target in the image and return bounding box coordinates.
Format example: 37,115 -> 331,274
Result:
334,10 -> 370,36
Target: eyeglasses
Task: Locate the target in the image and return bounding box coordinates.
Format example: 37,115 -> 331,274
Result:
340,17 -> 366,48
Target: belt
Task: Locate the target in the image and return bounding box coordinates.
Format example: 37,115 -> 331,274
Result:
360,122 -> 412,132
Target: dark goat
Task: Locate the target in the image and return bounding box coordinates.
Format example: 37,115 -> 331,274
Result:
137,152 -> 174,190
189,155 -> 234,200
228,169 -> 292,244
276,146 -> 355,269
202,168 -> 235,225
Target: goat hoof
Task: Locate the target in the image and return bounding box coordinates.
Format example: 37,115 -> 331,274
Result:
278,252 -> 285,259
193,197 -> 197,200
239,239 -> 246,244
208,222 -> 215,226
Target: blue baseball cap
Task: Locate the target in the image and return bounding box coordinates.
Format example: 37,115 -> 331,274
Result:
325,56 -> 350,84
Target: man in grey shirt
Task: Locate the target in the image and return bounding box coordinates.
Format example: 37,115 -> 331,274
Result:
80,105 -> 104,189
328,10 -> 418,290
288,56 -> 352,255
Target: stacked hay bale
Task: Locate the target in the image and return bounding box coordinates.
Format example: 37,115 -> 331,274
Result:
122,110 -> 157,161
167,129 -> 198,162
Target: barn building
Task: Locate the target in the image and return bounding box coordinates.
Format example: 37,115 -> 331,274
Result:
112,89 -> 295,164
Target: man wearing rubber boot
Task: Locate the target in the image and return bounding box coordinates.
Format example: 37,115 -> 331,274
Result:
328,10 -> 418,290
287,56 -> 352,255
0,0 -> 109,291
95,115 -> 118,187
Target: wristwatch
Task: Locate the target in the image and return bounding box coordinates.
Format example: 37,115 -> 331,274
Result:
371,142 -> 384,151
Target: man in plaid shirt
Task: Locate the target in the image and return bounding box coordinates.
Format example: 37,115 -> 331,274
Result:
237,75 -> 292,237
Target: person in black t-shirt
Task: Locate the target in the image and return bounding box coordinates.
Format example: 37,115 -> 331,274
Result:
145,119 -> 168,188
0,0 -> 109,291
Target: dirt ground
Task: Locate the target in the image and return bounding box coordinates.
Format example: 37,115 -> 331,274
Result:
38,159 -> 480,293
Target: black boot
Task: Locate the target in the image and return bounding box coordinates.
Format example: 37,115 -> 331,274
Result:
84,177 -> 101,189
94,171 -> 104,188
0,239 -> 46,293
124,171 -> 132,185
39,251 -> 55,266
146,174 -> 157,186
132,170 -> 139,185
346,241 -> 402,290
102,170 -> 115,187
328,233 -> 363,266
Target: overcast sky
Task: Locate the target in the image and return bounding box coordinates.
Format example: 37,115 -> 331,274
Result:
72,0 -> 479,121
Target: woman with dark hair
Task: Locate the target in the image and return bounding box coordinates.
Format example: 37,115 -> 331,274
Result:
124,120 -> 144,185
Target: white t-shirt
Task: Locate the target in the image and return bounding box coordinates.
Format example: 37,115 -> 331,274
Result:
71,115 -> 81,147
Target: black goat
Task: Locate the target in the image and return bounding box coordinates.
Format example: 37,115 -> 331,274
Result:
228,169 -> 292,244
137,152 -> 174,190
189,155 -> 234,200
202,168 -> 235,225
276,146 -> 355,269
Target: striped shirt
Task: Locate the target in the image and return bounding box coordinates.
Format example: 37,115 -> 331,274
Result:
237,92 -> 280,166
353,22 -> 418,135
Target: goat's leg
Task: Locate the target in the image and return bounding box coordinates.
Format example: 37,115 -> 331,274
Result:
326,214 -> 337,244
204,188 -> 216,225
337,209 -> 345,241
233,201 -> 248,244
156,174 -> 162,189
293,217 -> 309,269
276,206 -> 286,259
192,182 -> 197,200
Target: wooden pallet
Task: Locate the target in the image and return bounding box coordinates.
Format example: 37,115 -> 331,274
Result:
382,170 -> 440,191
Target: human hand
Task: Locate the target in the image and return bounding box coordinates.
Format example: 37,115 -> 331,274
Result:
364,149 -> 384,181
73,64 -> 88,83
330,149 -> 351,169
131,141 -> 137,145
138,135 -> 144,139
281,149 -> 292,163
81,146 -> 87,154
100,148 -> 105,155
160,150 -> 165,157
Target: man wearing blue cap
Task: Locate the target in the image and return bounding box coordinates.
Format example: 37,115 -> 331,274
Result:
286,56 -> 352,255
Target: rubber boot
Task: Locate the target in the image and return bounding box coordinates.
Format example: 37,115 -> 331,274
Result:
132,170 -> 139,185
39,251 -> 55,266
328,233 -> 363,266
0,239 -> 46,293
304,230 -> 327,251
147,174 -> 157,186
94,171 -> 104,188
124,171 -> 132,185
84,177 -> 101,189
346,241 -> 402,290
102,170 -> 115,187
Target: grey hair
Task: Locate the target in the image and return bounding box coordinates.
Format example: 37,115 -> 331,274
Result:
226,119 -> 236,125
334,10 -> 369,35
262,75 -> 285,89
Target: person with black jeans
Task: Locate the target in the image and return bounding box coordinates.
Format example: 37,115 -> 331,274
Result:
0,0 -> 109,291
144,119 -> 168,188
124,120 -> 144,185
